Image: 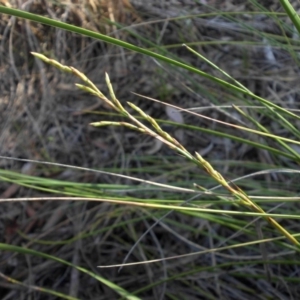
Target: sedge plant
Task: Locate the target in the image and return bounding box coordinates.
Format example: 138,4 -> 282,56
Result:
31,52 -> 299,251
1,1 -> 300,298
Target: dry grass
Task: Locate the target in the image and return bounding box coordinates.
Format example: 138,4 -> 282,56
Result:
1,0 -> 300,299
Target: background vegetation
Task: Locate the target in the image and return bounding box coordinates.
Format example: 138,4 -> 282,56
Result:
1,0 -> 300,299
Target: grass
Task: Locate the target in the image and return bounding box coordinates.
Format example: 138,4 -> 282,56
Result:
1,0 -> 300,299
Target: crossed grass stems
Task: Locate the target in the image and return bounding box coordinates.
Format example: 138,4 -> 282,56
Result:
31,52 -> 299,258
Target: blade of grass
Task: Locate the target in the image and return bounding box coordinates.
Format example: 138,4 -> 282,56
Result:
279,0 -> 300,34
232,105 -> 300,160
2,196 -> 300,219
0,243 -> 140,300
0,271 -> 79,300
98,233 -> 300,268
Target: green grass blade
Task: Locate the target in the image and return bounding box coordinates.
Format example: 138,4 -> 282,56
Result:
0,272 -> 79,300
279,0 -> 300,34
0,243 -> 140,300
